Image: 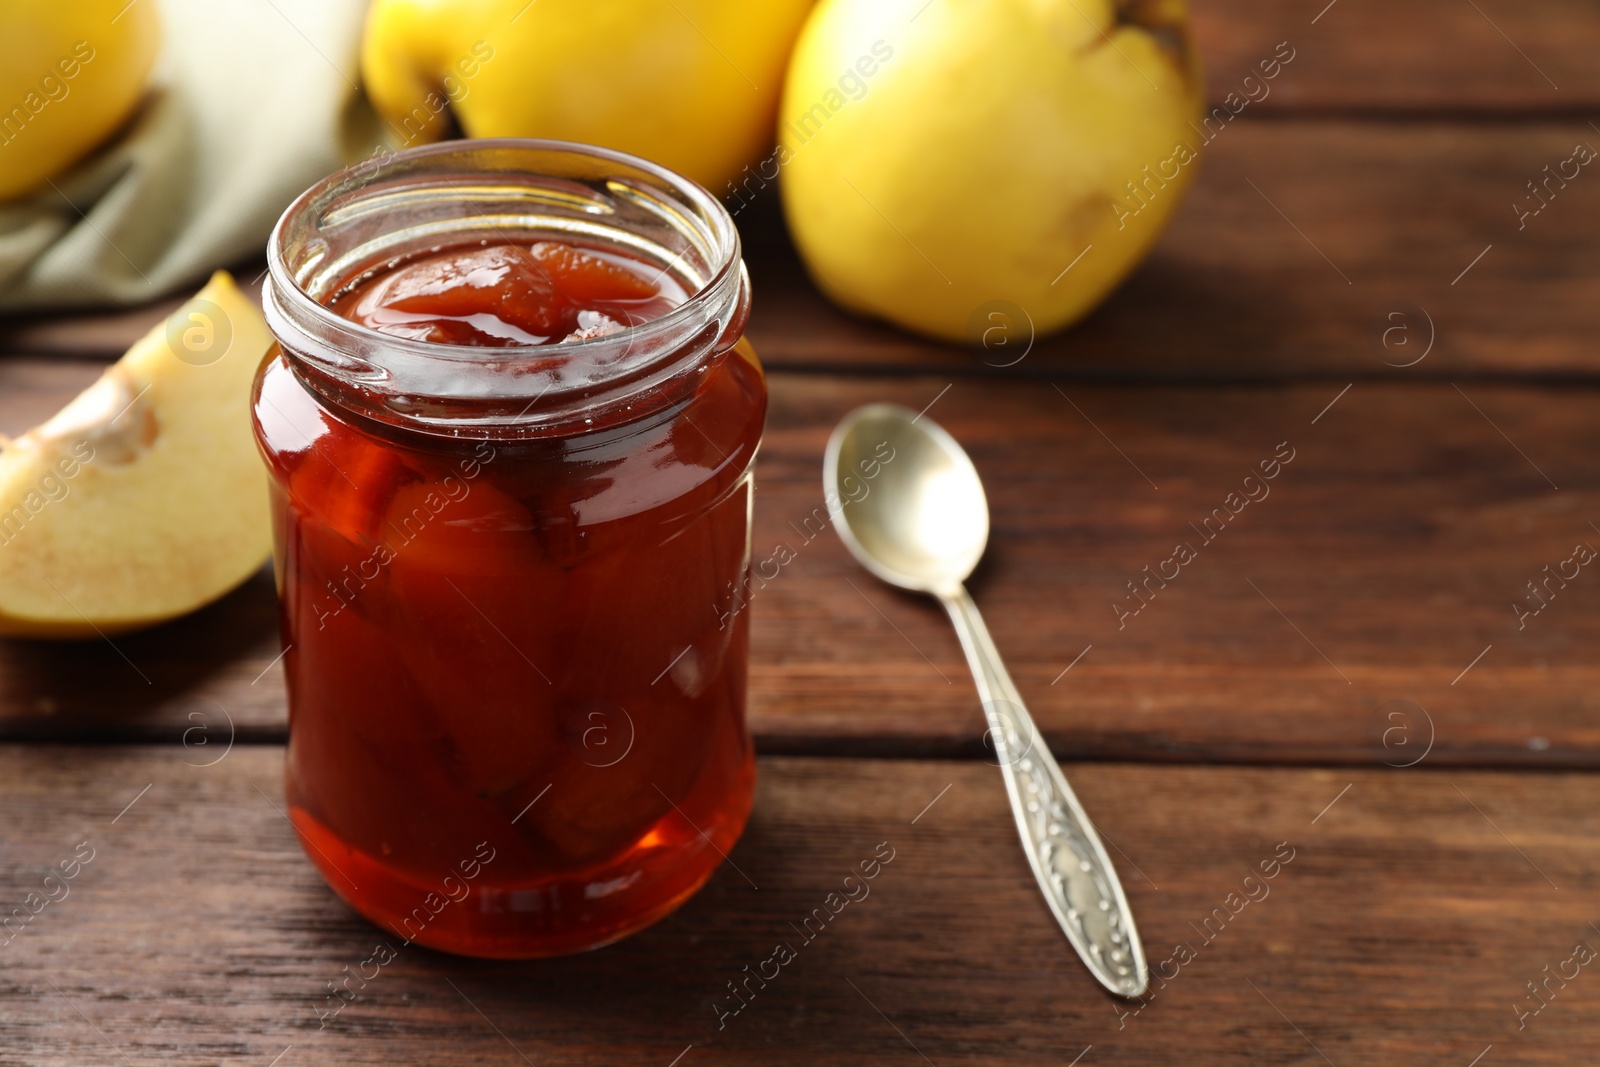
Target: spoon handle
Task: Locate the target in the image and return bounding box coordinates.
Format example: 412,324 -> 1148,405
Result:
939,586 -> 1149,998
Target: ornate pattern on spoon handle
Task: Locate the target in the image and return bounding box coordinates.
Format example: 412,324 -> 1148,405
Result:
997,706 -> 1146,996
941,587 -> 1149,998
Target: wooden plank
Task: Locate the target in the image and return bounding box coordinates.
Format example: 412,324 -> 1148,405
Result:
3,367 -> 1596,767
8,121 -> 1600,380
748,121 -> 1600,380
753,375 -> 1600,765
0,748 -> 1592,1064
1191,0 -> 1600,114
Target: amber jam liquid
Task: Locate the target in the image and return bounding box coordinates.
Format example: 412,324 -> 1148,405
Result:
253,239 -> 765,957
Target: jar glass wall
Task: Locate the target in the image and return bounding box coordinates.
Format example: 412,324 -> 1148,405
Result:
253,140 -> 765,957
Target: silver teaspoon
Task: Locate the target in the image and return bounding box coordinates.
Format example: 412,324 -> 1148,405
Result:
824,403 -> 1148,998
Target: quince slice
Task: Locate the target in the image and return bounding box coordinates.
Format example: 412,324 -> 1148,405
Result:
0,272 -> 273,636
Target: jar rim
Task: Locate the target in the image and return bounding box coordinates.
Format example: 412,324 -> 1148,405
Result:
264,138 -> 748,438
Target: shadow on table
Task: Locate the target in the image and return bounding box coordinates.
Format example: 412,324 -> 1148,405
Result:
279,809 -> 935,1058
0,562 -> 283,741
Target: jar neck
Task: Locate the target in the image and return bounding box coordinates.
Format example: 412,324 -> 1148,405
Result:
264,139 -> 749,441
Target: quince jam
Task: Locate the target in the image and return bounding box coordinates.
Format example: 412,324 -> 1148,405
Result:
253,239 -> 764,957
332,242 -> 687,345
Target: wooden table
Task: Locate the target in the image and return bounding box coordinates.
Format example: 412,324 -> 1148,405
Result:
4,2 -> 1599,1062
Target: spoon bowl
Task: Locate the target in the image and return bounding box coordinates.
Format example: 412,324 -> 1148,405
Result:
823,403 -> 988,595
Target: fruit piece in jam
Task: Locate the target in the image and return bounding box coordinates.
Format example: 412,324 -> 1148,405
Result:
332,242 -> 687,346
257,237 -> 765,957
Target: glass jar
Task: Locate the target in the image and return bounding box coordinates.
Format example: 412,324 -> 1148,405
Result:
253,140 -> 765,958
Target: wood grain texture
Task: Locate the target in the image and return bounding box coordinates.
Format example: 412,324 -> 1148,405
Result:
0,748 -> 1593,1065
747,121 -> 1600,380
4,367 -> 1597,767
7,122 -> 1600,381
752,375 -> 1600,765
1190,0 -> 1600,114
0,8 -> 1595,1062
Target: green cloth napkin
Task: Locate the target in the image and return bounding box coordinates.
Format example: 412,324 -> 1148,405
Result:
0,0 -> 383,312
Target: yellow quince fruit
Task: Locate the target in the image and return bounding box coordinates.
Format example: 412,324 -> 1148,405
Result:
778,0 -> 1205,344
360,0 -> 815,193
0,273 -> 274,637
0,0 -> 161,200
